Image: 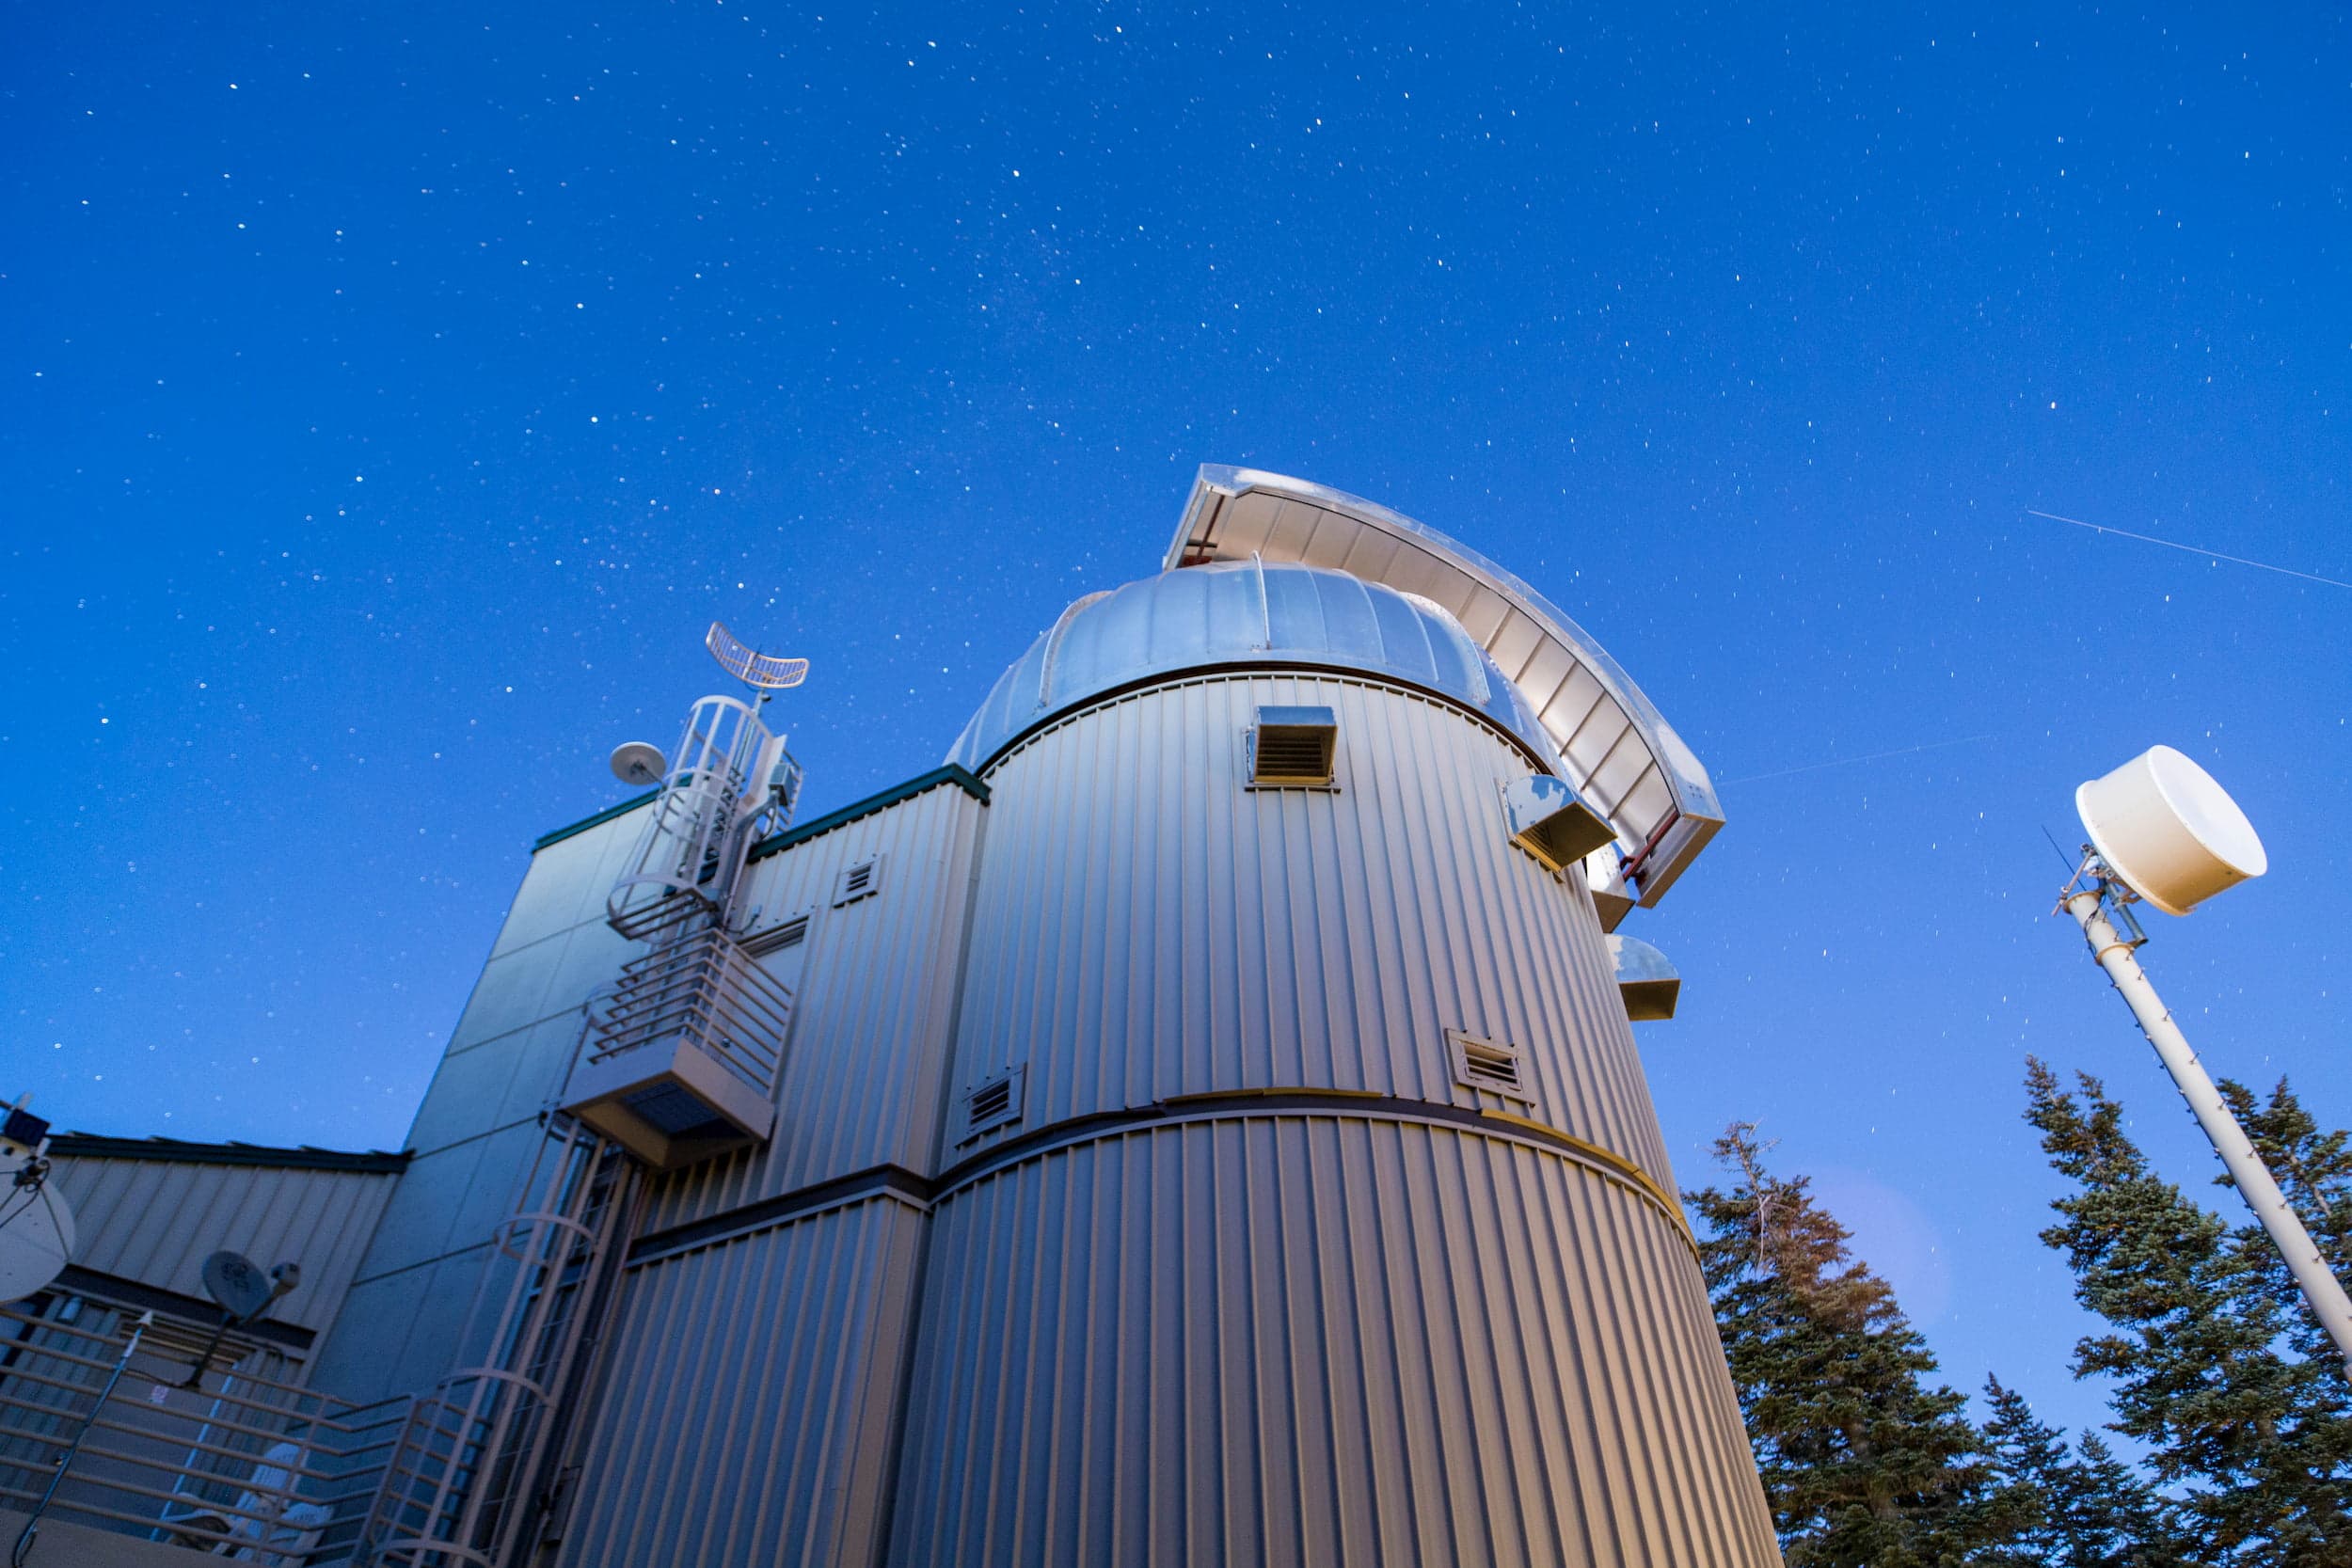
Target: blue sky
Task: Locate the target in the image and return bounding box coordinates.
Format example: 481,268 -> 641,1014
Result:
7,1 -> 2348,1449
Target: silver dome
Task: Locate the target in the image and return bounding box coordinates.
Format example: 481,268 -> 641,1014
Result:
947,559 -> 1560,772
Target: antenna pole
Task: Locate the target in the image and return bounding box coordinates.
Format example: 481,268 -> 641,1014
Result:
2062,863 -> 2352,1381
13,1311 -> 154,1568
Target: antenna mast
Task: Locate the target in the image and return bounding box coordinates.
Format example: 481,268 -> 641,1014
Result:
2059,746 -> 2352,1381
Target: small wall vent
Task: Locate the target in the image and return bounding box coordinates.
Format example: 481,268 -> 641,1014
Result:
1249,705 -> 1339,786
742,914 -> 810,958
959,1065 -> 1026,1144
834,856 -> 883,908
1448,1029 -> 1530,1101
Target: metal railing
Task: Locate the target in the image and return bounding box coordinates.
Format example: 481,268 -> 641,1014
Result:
606,696 -> 782,942
580,926 -> 793,1096
0,1297 -> 402,1562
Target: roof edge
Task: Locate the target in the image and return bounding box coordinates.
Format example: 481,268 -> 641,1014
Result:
748,764 -> 989,863
48,1134 -> 412,1174
1167,465 -> 1724,909
533,789 -> 660,853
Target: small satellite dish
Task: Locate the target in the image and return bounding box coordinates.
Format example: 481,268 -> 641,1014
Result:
0,1155 -> 74,1302
2076,744 -> 2268,915
706,621 -> 810,690
201,1251 -> 278,1323
610,741 -> 668,787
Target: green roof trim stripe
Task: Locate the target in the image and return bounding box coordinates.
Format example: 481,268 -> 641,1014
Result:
532,789 -> 660,853
749,764 -> 989,863
532,764 -> 985,863
49,1133 -> 412,1174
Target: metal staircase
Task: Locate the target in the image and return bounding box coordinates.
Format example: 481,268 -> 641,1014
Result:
358,634 -> 809,1566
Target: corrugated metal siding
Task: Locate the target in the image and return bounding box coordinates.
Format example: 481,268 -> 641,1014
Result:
634,784 -> 986,1232
44,1155 -> 400,1337
888,1117 -> 1776,1568
945,674 -> 1674,1189
557,1194 -> 930,1568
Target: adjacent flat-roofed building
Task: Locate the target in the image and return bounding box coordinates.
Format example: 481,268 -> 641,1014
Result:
5,467 -> 1776,1567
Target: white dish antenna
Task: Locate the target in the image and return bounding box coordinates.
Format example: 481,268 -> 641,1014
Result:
609,741 -> 668,788
2075,744 -> 2268,915
0,1109 -> 75,1300
707,621 -> 810,691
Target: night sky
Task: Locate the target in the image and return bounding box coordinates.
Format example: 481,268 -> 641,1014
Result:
8,3 -> 2348,1449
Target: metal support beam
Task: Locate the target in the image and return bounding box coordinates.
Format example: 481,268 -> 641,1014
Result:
2063,865 -> 2352,1380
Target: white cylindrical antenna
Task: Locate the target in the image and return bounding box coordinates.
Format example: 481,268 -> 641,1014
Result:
2075,743 -> 2267,914
2060,746 -> 2352,1380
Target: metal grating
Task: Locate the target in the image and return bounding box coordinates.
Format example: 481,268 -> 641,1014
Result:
1449,1029 -> 1528,1099
742,914 -> 810,958
581,927 -> 794,1097
834,858 -> 882,908
706,621 -> 810,690
1249,705 -> 1338,786
959,1067 -> 1025,1144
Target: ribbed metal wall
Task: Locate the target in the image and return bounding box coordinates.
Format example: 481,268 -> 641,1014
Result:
890,1117 -> 1775,1567
45,1154 -> 400,1338
635,780 -> 986,1232
556,1193 -> 930,1568
945,673 -> 1672,1186
879,672 -> 1777,1567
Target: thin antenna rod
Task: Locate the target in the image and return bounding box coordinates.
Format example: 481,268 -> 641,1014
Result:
2040,825 -> 2077,871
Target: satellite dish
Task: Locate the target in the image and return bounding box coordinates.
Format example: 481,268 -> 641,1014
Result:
201,1251 -> 278,1322
2076,744 -> 2268,915
0,1155 -> 75,1302
706,621 -> 810,690
609,741 -> 668,787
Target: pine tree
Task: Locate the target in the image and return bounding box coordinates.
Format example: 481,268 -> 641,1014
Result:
1978,1375 -> 2180,1568
2221,1076 -> 2352,1363
1686,1123 -> 2001,1567
2024,1057 -> 2352,1566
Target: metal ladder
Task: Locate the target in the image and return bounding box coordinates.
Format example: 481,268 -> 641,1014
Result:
358,1118 -> 637,1568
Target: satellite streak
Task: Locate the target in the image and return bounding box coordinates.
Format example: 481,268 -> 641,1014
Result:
2027,509 -> 2352,590
1722,734 -> 1995,787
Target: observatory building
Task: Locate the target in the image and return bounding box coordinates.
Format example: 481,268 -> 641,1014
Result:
2,468 -> 1779,1566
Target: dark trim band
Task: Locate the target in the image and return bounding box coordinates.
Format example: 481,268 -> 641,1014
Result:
620,1088 -> 1690,1269
748,765 -> 989,863
532,790 -> 660,853
50,1265 -> 317,1354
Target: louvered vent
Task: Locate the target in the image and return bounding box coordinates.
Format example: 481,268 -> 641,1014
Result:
834,856 -> 882,908
1249,705 -> 1339,786
960,1065 -> 1025,1143
1449,1030 -> 1529,1100
743,914 -> 809,958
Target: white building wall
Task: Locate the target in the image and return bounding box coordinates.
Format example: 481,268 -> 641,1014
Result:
889,673 -> 1776,1566
556,1194 -> 929,1568
634,776 -> 988,1234
942,673 -> 1674,1184
893,1118 -> 1773,1568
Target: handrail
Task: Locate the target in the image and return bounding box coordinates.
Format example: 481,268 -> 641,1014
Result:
0,1302 -> 402,1565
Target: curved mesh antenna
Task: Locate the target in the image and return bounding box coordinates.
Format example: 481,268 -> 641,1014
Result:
707,621 -> 810,689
